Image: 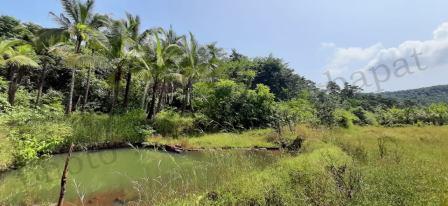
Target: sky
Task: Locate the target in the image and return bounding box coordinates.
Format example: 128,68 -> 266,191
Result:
1,0 -> 448,92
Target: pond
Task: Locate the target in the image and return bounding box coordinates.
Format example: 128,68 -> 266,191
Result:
0,149 -> 279,205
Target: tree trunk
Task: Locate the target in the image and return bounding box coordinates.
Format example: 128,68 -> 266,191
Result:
110,66 -> 122,114
147,77 -> 159,120
188,79 -> 194,111
156,80 -> 166,113
123,71 -> 132,110
7,66 -> 18,106
82,67 -> 92,110
66,36 -> 82,114
182,78 -> 193,112
66,68 -> 76,114
35,66 -> 47,106
8,67 -> 26,106
141,80 -> 150,110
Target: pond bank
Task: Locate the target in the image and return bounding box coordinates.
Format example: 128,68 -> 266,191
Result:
0,148 -> 280,205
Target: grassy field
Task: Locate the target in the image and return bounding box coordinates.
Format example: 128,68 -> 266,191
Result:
167,126 -> 448,205
147,129 -> 278,149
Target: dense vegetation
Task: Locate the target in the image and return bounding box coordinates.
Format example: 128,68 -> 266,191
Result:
1,0 -> 448,169
1,0 -> 448,205
380,84 -> 448,106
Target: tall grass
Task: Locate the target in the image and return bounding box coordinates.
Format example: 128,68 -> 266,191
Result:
69,110 -> 150,145
168,126 -> 448,205
147,129 -> 277,149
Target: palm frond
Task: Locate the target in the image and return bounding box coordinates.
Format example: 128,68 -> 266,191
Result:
49,12 -> 72,29
5,55 -> 40,68
60,0 -> 80,23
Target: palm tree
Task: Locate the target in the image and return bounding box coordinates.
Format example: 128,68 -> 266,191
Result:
122,13 -> 143,110
104,19 -> 143,113
180,32 -> 208,112
142,30 -> 183,119
205,42 -> 225,82
0,39 -> 40,105
46,0 -> 108,113
29,34 -> 60,106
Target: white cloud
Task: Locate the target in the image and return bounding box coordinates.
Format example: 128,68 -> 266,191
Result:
320,42 -> 336,49
322,21 -> 448,92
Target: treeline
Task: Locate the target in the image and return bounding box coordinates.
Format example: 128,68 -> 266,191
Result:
315,82 -> 448,128
380,84 -> 448,106
1,0 -> 448,139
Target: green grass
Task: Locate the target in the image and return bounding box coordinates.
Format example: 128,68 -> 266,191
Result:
147,129 -> 278,149
69,110 -> 149,145
167,125 -> 448,205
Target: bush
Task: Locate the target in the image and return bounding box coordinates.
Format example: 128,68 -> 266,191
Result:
193,80 -> 276,131
352,107 -> 378,126
333,109 -> 358,128
277,94 -> 318,129
426,103 -> 448,125
153,109 -> 193,137
9,122 -> 72,166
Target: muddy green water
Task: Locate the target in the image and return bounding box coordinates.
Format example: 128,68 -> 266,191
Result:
0,149 -> 278,205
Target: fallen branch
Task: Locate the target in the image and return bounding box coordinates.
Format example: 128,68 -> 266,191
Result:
57,143 -> 75,206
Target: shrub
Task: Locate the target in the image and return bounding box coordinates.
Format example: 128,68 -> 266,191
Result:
352,107 -> 377,126
193,80 -> 276,131
9,122 -> 72,166
277,94 -> 318,130
333,109 -> 358,128
153,109 -> 193,137
426,103 -> 448,125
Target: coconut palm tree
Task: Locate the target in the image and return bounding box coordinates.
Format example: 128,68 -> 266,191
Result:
0,39 -> 40,105
104,19 -> 146,113
205,42 -> 225,82
122,13 -> 143,110
142,30 -> 183,119
45,0 -> 109,113
180,32 -> 208,112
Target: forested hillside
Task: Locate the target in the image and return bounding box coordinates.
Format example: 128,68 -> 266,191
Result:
380,85 -> 448,105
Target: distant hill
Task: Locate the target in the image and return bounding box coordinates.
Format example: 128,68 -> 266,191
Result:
380,85 -> 448,105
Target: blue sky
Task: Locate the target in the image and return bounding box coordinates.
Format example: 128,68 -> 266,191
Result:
1,0 -> 448,91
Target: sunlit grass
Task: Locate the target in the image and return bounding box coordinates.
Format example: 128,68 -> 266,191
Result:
168,125 -> 448,205
146,129 -> 278,149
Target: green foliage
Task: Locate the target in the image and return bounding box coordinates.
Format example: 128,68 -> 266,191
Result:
252,56 -> 317,100
381,84 -> 448,106
352,107 -> 378,126
426,103 -> 448,125
377,103 -> 448,126
333,109 -> 358,128
278,93 -> 318,128
9,122 -> 72,166
153,109 -> 193,137
70,110 -> 149,144
193,80 -> 276,131
0,15 -> 35,40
